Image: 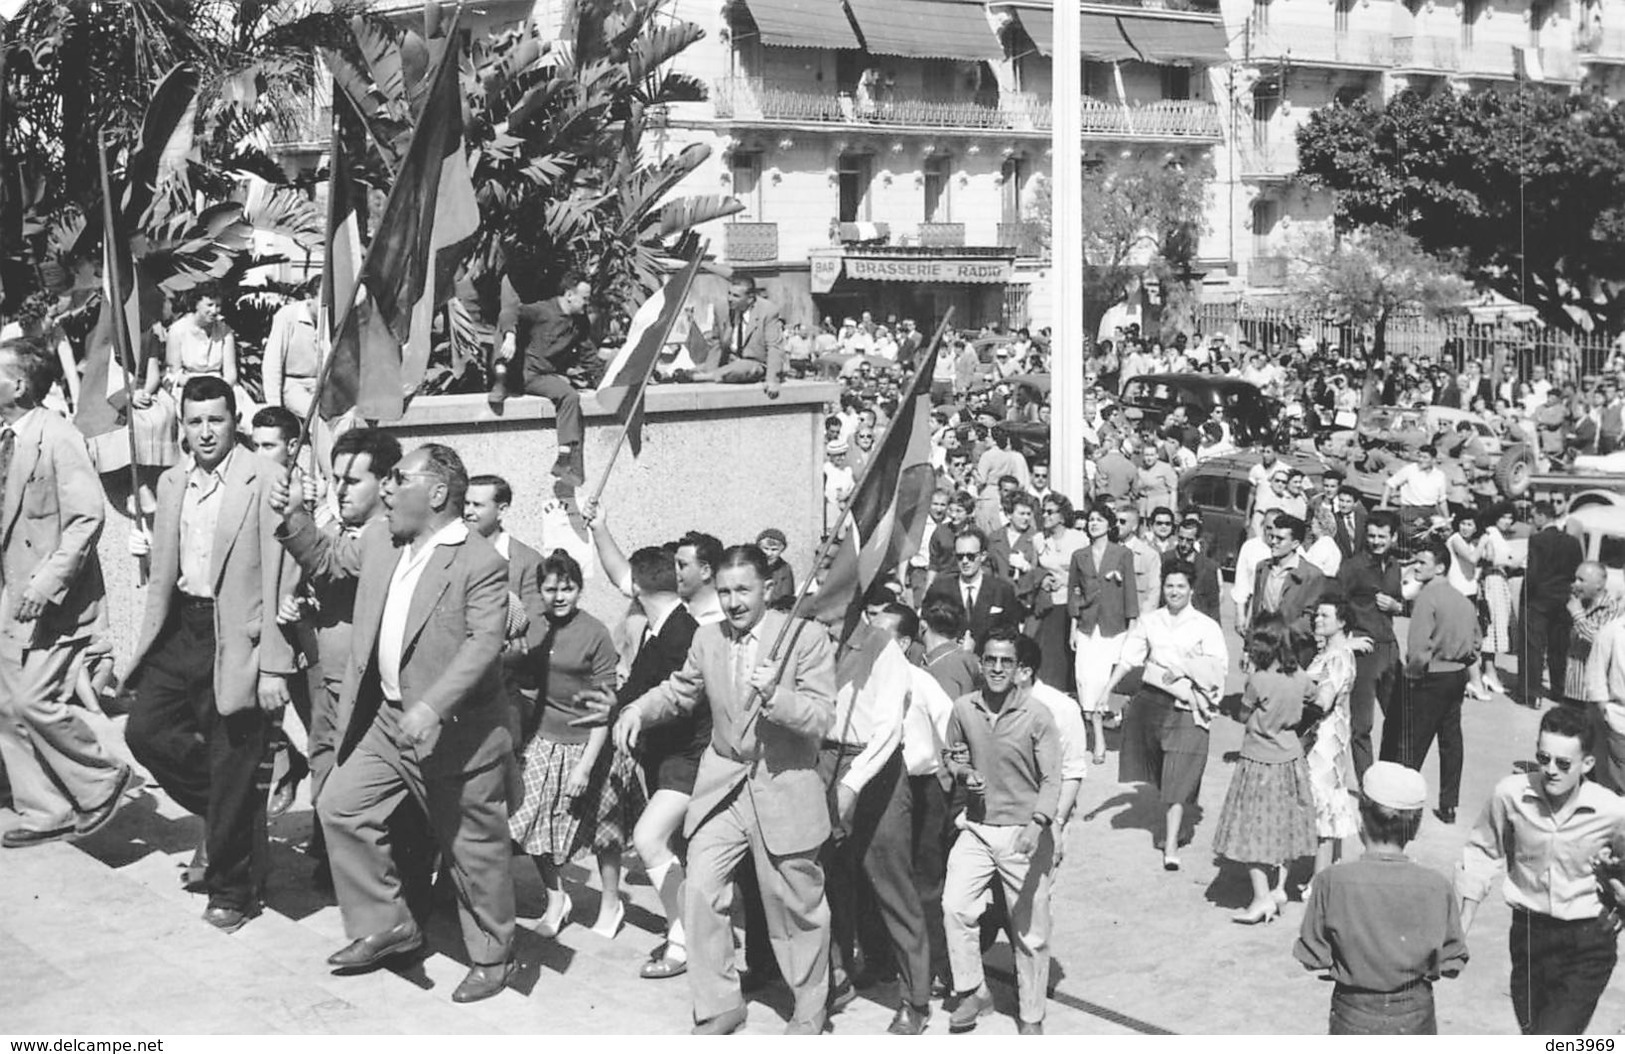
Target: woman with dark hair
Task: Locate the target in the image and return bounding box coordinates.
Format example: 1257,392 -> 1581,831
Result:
508,549 -> 641,939
165,286 -> 240,393
1070,501 -> 1138,765
1475,503 -> 1518,696
1211,611 -> 1318,924
1446,509 -> 1489,701
1029,491 -> 1084,693
1098,560 -> 1227,871
1305,598 -> 1361,892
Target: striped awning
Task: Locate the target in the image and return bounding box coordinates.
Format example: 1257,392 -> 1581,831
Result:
1115,14 -> 1230,63
844,0 -> 1006,62
737,0 -> 861,50
1014,7 -> 1140,61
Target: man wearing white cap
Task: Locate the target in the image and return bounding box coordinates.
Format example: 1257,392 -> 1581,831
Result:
1458,705 -> 1625,1035
1295,761 -> 1467,1034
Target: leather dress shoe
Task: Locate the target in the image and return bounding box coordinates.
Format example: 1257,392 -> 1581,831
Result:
948,985 -> 994,1033
452,961 -> 513,1004
76,767 -> 134,837
203,902 -> 258,933
1017,1019 -> 1045,1035
268,753 -> 308,820
691,1006 -> 747,1035
888,1003 -> 930,1035
827,977 -> 857,1014
2,824 -> 76,849
1434,806 -> 1457,825
550,454 -> 585,489
327,921 -> 426,973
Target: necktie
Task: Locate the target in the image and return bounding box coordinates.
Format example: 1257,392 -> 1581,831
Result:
732,632 -> 751,698
964,584 -> 977,613
1344,515 -> 1355,541
734,312 -> 745,357
0,426 -> 11,590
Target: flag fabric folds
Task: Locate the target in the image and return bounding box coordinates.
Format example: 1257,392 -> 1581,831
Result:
322,17 -> 478,421
594,252 -> 704,455
806,337 -> 943,641
75,141 -> 141,441
317,90 -> 369,419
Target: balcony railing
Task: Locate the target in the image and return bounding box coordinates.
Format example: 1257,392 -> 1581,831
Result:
1392,35 -> 1460,71
1237,138 -> 1299,178
916,223 -> 966,248
1459,42 -> 1516,77
1249,256 -> 1289,288
712,80 -> 1222,140
997,221 -> 1048,259
1250,28 -> 1395,67
723,222 -> 779,263
1085,0 -> 1221,11
1577,27 -> 1625,62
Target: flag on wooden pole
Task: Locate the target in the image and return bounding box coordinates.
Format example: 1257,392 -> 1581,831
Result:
594,251 -> 705,456
317,90 -> 368,417
75,140 -> 142,441
321,9 -> 477,420
807,335 -> 943,642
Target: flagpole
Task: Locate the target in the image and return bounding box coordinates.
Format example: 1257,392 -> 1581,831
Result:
99,131 -> 148,587
290,1 -> 466,466
735,307 -> 956,732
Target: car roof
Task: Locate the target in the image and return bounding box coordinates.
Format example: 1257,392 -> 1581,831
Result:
1184,450 -> 1328,481
1126,374 -> 1264,394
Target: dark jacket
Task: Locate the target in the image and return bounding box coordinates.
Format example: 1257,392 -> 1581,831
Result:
1525,525 -> 1583,612
925,571 -> 1021,644
620,604 -> 705,767
1250,553 -> 1326,641
1068,541 -> 1138,637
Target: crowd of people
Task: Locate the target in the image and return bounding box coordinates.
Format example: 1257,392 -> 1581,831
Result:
9,275 -> 1625,1038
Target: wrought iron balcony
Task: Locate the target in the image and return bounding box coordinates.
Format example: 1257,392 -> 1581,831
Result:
1459,41 -> 1516,77
1249,28 -> 1395,67
1033,98 -> 1223,140
1249,255 -> 1289,288
997,221 -> 1047,259
723,222 -> 779,263
1392,35 -> 1460,71
916,223 -> 966,248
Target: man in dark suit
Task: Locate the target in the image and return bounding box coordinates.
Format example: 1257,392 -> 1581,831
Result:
1521,500 -> 1584,708
985,492 -> 1038,588
496,272 -> 591,486
1164,517 -> 1221,622
924,528 -> 1021,646
1248,513 -> 1325,641
272,442 -> 515,1004
1331,486 -> 1368,561
124,376 -> 298,932
0,340 -> 133,848
694,274 -> 785,399
895,319 -> 924,372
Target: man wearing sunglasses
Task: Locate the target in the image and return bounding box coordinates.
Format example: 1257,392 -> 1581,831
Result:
1458,706 -> 1625,1035
923,528 -> 1018,646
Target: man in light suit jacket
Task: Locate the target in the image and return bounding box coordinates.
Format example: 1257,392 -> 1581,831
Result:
694,274 -> 786,399
923,528 -> 1021,646
609,544 -> 836,1035
124,376 -> 298,932
0,340 -> 133,848
273,442 -> 515,1004
463,473 -> 545,740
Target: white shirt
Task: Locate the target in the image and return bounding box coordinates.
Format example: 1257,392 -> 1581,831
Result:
1231,535 -> 1271,611
1304,535 -> 1342,578
831,636 -> 910,794
1387,463 -> 1449,507
491,530 -> 511,560
379,519 -> 469,703
688,585 -> 726,626
1029,679 -> 1089,781
901,664 -> 954,777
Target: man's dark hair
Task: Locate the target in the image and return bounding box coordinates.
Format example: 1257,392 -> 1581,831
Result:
954,526 -> 987,552
468,473 -> 513,507
557,271 -> 588,293
978,623 -> 1022,657
729,274 -> 759,293
0,340 -> 55,403
1014,633 -> 1043,674
1150,505 -> 1175,525
920,597 -> 967,639
1338,484 -> 1362,500
879,602 -> 919,643
250,405 -> 300,442
1540,701 -> 1596,754
331,428 -> 402,478
716,543 -> 770,581
1358,797 -> 1421,848
1533,500 -> 1559,520
677,530 -> 724,579
1367,508 -> 1401,535
180,374 -> 236,419
416,442 -> 469,510
542,548 -> 584,589
1413,539 -> 1450,570
1008,491 -> 1037,514
1274,513 -> 1308,544
629,545 -> 679,595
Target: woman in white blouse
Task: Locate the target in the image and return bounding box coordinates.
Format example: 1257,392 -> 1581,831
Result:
1475,504 -> 1520,697
1446,510 -> 1489,700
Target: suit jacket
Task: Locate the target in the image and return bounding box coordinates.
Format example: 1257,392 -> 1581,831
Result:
1249,554 -> 1326,639
1068,541 -> 1138,637
1332,506 -> 1368,560
624,604 -> 707,765
278,509 -> 510,775
708,299 -> 787,381
925,571 -> 1021,644
630,610 -> 836,854
126,447 -> 298,715
987,526 -> 1038,585
1,410 -> 105,648
1526,525 -> 1584,612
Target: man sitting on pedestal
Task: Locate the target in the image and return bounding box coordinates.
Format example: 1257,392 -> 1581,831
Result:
494,268 -> 593,488
693,274 -> 784,400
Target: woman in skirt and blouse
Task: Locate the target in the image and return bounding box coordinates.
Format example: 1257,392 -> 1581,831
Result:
1096,560 -> 1228,871
1070,501 -> 1138,764
509,549 -> 644,939
1475,504 -> 1518,697
1028,492 -> 1085,693
1303,598 -> 1361,895
1211,612 -> 1320,924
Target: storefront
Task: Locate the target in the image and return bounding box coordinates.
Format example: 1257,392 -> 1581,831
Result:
809,248 -> 1018,332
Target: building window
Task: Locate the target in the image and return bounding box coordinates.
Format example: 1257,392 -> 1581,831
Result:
1334,0 -> 1353,37
1252,81 -> 1281,148
924,154 -> 952,222
1530,0 -> 1551,46
1161,66 -> 1192,100
1251,198 -> 1279,255
731,152 -> 762,221
1084,60 -> 1112,100
1461,0 -> 1481,51
1001,157 -> 1026,225
838,152 -> 871,223
1252,0 -> 1270,33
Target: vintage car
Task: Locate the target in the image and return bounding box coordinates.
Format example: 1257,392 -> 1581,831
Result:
1117,374 -> 1283,448
1320,404 -> 1538,505
1177,450 -> 1330,574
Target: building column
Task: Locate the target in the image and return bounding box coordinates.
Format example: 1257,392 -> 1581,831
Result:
1051,0 -> 1086,504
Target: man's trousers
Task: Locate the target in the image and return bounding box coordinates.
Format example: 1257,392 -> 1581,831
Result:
1510,908 -> 1618,1035
685,784 -> 830,1028
522,371 -> 584,447
125,601 -> 269,911
1350,640 -> 1400,780
1380,669 -> 1466,812
1521,605 -> 1571,706
943,820 -> 1053,1024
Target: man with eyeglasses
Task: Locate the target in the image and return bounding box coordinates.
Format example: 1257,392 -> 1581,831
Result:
1247,513 -> 1324,641
1458,705 -> 1625,1035
1028,462 -> 1053,506
271,443 -> 516,1003
924,528 -> 1019,646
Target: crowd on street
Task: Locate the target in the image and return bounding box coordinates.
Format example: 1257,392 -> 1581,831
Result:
6,273 -> 1625,1037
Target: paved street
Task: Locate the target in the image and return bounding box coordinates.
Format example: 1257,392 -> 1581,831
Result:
4,602 -> 1624,1035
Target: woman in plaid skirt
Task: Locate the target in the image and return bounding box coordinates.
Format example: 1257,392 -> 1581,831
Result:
509,550 -> 643,938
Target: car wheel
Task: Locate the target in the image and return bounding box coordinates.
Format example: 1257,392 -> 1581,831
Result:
1494,442 -> 1535,498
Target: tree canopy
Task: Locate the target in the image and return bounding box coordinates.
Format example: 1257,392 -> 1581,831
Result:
1295,87 -> 1625,331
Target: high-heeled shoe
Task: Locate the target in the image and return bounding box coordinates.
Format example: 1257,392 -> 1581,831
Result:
1231,902 -> 1280,925
1271,888 -> 1289,908
590,895 -> 626,939
539,889 -> 574,938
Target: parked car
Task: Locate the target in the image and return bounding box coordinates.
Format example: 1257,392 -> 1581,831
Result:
1177,450 -> 1329,574
1321,404 -> 1538,505
1117,374 -> 1283,448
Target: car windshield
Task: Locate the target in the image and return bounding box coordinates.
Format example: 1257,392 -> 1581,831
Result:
1122,379 -> 1211,409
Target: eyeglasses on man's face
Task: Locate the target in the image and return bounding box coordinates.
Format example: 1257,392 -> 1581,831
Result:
955,551 -> 983,563
1535,750 -> 1576,773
